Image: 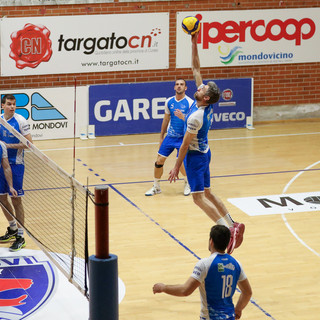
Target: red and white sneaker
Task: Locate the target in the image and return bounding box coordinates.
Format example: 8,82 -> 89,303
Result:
227,226 -> 237,254
227,222 -> 245,254
234,222 -> 245,249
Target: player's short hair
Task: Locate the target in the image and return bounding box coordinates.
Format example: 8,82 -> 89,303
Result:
210,225 -> 231,251
205,81 -> 220,104
175,78 -> 187,86
1,94 -> 16,104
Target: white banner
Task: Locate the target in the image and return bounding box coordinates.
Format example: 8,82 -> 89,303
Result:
1,86 -> 88,140
228,192 -> 320,216
0,13 -> 169,76
176,8 -> 320,68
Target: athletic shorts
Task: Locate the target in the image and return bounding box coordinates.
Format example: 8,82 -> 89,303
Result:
158,136 -> 183,158
0,164 -> 25,196
184,149 -> 211,193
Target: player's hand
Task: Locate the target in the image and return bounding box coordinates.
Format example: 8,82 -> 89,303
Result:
191,31 -> 199,43
153,283 -> 165,294
235,308 -> 242,319
10,187 -> 18,197
174,109 -> 185,121
168,167 -> 179,183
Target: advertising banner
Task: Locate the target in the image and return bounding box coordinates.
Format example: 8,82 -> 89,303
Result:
1,86 -> 88,140
89,78 -> 253,136
176,8 -> 320,68
0,13 -> 169,76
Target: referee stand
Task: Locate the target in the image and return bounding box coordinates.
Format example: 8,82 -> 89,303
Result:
89,186 -> 118,320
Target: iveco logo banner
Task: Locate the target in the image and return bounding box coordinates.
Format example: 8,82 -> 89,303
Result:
0,13 -> 169,76
176,8 -> 320,68
89,78 -> 252,136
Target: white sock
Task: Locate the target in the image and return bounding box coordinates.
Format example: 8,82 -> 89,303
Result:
223,213 -> 235,227
154,178 -> 160,189
216,218 -> 229,227
9,220 -> 18,230
17,228 -> 24,237
182,175 -> 188,183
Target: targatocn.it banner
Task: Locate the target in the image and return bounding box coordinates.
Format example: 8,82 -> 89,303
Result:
176,8 -> 320,68
0,13 -> 169,76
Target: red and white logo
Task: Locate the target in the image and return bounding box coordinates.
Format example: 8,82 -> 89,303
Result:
9,23 -> 53,69
195,14 -> 316,48
222,89 -> 233,101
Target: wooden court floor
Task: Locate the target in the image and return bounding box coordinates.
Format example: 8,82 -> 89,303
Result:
2,120 -> 320,319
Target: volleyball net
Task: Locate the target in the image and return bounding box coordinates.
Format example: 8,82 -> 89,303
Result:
0,117 -> 90,296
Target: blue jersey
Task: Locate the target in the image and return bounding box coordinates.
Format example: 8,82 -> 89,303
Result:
191,252 -> 246,320
185,101 -> 214,153
0,114 -> 30,164
165,95 -> 193,138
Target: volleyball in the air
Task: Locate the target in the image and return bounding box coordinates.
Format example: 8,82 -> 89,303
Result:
181,16 -> 200,35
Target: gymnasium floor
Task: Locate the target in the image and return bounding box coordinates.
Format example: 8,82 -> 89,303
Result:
0,120 -> 319,319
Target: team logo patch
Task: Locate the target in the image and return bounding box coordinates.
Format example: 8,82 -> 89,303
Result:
0,255 -> 56,319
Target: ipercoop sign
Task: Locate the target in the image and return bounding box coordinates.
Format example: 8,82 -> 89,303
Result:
176,8 -> 320,67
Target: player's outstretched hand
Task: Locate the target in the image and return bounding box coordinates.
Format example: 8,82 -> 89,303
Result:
168,167 -> 179,183
191,31 -> 199,43
153,283 -> 165,294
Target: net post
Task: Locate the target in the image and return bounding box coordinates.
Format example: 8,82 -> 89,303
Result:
89,185 -> 118,320
94,185 -> 109,258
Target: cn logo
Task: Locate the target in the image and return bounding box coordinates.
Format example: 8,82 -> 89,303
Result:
1,93 -> 66,121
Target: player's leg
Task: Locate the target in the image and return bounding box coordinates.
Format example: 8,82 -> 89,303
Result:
8,164 -> 26,251
179,163 -> 191,196
185,151 -> 223,221
0,168 -> 18,243
176,138 -> 190,196
203,151 -> 245,253
145,136 -> 174,196
0,194 -> 18,242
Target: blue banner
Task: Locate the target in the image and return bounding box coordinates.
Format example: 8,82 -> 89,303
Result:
89,78 -> 252,136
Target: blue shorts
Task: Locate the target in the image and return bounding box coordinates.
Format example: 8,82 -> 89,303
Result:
158,136 -> 183,158
0,164 -> 25,196
184,149 -> 211,193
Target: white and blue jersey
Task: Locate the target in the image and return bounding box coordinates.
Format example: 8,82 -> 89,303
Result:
0,141 -> 8,165
165,95 -> 193,138
0,113 -> 30,165
191,252 -> 246,320
185,101 -> 214,153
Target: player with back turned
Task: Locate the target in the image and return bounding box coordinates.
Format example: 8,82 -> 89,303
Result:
153,225 -> 252,319
0,94 -> 33,251
168,31 -> 245,254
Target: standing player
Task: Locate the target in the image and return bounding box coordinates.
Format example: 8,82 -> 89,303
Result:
153,225 -> 252,320
168,32 -> 245,254
0,94 -> 33,251
145,79 -> 193,196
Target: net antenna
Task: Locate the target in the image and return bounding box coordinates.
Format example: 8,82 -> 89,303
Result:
0,116 -> 90,296
70,76 -> 77,283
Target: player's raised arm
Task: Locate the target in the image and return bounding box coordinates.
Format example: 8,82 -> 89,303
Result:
191,32 -> 202,88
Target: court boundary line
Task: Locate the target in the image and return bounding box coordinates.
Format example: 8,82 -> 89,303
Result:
281,160 -> 320,258
39,131 -> 320,152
